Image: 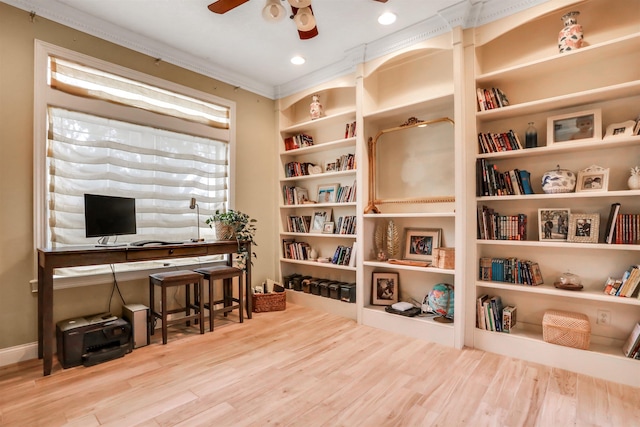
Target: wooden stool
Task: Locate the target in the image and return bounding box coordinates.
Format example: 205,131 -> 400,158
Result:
194,266 -> 243,331
149,270 -> 204,344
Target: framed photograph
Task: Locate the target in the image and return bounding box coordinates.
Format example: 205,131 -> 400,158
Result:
317,183 -> 339,204
547,109 -> 602,145
604,120 -> 636,138
322,221 -> 335,234
324,162 -> 336,173
310,209 -> 332,233
567,213 -> 600,243
403,228 -> 441,262
576,165 -> 609,192
372,272 -> 399,306
538,208 -> 571,242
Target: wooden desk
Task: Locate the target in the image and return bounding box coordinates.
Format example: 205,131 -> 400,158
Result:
37,241 -> 251,376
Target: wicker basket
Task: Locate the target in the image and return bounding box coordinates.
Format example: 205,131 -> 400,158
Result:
252,292 -> 286,312
542,309 -> 591,350
433,247 -> 455,269
213,221 -> 236,241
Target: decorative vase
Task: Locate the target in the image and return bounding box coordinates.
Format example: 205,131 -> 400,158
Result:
558,11 -> 583,53
310,248 -> 318,260
525,122 -> 537,148
628,167 -> 640,190
541,165 -> 576,194
309,94 -> 324,120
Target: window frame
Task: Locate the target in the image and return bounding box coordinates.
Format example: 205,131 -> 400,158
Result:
33,40 -> 236,287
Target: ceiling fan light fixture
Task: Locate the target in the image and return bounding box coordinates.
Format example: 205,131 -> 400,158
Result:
293,6 -> 316,32
287,0 -> 311,8
378,11 -> 397,25
290,56 -> 306,65
262,0 -> 285,21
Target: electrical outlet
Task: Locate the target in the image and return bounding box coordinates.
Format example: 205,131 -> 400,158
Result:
597,309 -> 611,325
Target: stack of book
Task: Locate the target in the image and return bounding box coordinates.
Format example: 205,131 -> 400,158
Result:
476,294 -> 517,333
476,87 -> 509,111
335,216 -> 356,234
284,161 -> 315,177
282,186 -> 310,205
478,130 -> 523,153
331,244 -> 355,266
476,159 -> 533,196
479,257 -> 543,286
477,205 -> 527,240
345,121 -> 356,138
283,133 -> 313,151
285,215 -> 311,233
282,239 -> 312,260
335,181 -> 356,203
603,266 -> 640,298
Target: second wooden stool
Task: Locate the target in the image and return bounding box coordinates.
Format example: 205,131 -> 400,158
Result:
194,266 -> 244,331
149,270 -> 205,344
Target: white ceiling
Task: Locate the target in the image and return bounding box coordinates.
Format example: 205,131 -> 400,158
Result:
5,0 -> 548,98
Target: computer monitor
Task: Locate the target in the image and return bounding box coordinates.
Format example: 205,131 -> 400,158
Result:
84,194 -> 137,245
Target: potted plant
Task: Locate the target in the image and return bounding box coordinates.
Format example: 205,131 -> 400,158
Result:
205,209 -> 257,271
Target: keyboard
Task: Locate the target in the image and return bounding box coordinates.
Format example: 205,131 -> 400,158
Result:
129,240 -> 182,247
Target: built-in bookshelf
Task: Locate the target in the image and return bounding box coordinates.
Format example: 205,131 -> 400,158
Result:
358,32 -> 463,348
277,78 -> 358,319
273,0 -> 639,388
466,0 -> 640,387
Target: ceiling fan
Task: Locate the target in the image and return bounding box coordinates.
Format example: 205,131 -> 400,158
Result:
207,0 -> 388,40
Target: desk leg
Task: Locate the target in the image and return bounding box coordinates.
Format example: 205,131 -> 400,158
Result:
39,263 -> 54,376
245,248 -> 252,319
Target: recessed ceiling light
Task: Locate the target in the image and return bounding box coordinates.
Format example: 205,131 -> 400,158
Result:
378,12 -> 397,26
291,56 -> 306,65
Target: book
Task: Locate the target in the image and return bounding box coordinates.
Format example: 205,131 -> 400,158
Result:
604,203 -> 621,244
502,306 -> 517,333
477,294 -> 489,329
620,265 -> 640,297
622,322 -> 640,357
518,170 -> 534,194
483,301 -> 494,331
490,295 -> 503,332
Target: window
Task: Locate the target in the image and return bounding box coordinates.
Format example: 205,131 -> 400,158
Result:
34,41 -> 236,280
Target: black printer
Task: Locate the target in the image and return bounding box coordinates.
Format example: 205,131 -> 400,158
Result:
56,313 -> 133,368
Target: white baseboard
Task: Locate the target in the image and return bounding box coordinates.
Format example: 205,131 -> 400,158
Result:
0,342 -> 38,367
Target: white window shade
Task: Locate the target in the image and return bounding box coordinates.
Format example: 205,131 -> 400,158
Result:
47,107 -> 228,247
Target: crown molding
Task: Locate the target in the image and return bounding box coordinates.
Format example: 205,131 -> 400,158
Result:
4,0 -> 551,100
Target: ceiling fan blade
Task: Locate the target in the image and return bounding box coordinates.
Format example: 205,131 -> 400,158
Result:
207,0 -> 249,14
373,0 -> 389,2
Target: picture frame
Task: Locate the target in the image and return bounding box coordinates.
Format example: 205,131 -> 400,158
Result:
538,208 -> 571,242
322,221 -> 335,234
403,228 -> 441,262
372,272 -> 399,306
310,209 -> 332,233
567,213 -> 600,243
576,165 -> 609,192
547,109 -> 602,145
317,183 -> 339,204
604,120 -> 636,138
324,161 -> 336,173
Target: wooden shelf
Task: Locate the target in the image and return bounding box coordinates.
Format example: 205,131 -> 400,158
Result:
476,280 -> 640,306
279,137 -> 355,157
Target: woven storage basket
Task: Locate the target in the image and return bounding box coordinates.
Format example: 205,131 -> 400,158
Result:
252,292 -> 286,312
213,221 -> 236,240
542,309 -> 591,350
433,247 -> 455,269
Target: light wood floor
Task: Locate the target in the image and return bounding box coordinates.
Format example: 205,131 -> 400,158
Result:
1,303 -> 639,427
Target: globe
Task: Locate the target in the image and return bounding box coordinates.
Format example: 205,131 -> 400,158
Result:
428,283 -> 454,319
